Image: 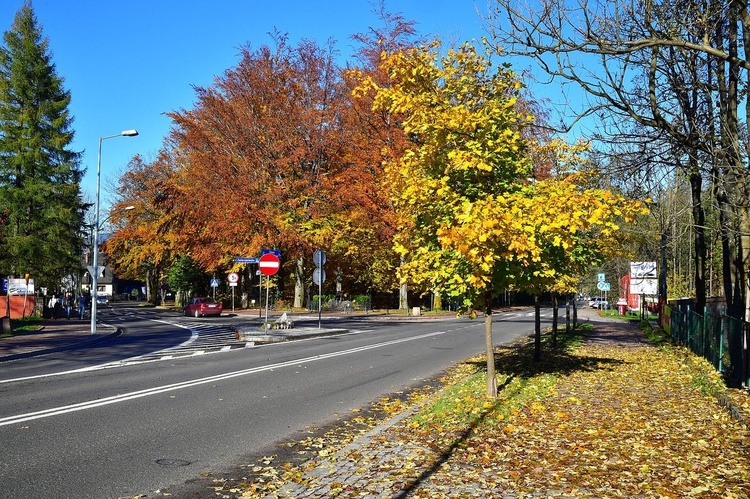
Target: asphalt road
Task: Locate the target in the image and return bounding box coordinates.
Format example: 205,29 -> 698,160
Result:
0,305 -> 555,498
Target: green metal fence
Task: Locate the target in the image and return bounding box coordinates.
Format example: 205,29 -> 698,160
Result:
665,304 -> 749,388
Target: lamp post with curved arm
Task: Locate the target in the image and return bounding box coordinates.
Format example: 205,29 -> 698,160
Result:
91,129 -> 138,335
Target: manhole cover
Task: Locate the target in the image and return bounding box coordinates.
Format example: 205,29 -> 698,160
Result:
156,459 -> 191,467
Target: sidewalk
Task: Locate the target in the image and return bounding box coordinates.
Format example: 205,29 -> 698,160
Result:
231,316 -> 750,498
0,318 -> 120,362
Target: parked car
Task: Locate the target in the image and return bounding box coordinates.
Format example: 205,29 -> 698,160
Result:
184,297 -> 223,317
589,297 -> 610,309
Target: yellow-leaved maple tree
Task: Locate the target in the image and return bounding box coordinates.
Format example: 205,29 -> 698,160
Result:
355,40 -> 532,397
357,40 -> 647,397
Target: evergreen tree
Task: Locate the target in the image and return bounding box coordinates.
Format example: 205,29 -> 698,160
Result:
0,2 -> 85,289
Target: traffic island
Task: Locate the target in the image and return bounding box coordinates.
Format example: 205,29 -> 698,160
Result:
234,324 -> 349,345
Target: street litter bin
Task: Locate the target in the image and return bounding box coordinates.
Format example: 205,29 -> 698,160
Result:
616,299 -> 628,316
1,316 -> 11,334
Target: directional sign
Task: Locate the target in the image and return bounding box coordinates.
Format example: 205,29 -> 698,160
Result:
313,249 -> 326,268
234,257 -> 258,264
87,265 -> 106,278
258,252 -> 281,276
313,268 -> 326,285
597,281 -> 611,292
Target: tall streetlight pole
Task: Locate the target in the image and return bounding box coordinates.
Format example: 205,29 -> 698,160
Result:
91,129 -> 138,335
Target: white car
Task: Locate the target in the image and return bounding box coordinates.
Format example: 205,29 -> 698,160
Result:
589,297 -> 610,309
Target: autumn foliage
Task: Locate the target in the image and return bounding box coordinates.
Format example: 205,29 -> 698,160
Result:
105,21 -> 645,322
352,39 -> 645,395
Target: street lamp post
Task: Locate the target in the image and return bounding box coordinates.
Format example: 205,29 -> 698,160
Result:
91,129 -> 138,335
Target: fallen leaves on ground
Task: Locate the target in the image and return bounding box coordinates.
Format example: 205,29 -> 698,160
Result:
235,323 -> 750,498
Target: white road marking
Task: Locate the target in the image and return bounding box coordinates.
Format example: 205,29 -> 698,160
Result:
0,330 -> 448,427
0,319 -> 197,385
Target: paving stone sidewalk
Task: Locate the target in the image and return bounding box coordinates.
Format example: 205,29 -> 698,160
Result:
263,317 -> 750,498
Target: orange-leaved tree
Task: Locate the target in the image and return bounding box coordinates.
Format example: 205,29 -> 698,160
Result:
104,152 -> 184,303
343,8 -> 423,300
165,30 -> 418,307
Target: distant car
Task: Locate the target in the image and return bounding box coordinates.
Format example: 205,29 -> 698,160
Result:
184,297 -> 223,317
589,297 -> 610,309
96,295 -> 108,305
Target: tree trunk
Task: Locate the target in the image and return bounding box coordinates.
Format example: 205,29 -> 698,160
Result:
399,257 -> 408,311
689,170 -> 707,312
552,294 -> 559,348
660,230 -> 668,318
484,286 -> 497,398
146,267 -> 160,305
399,282 -> 408,311
740,208 -> 750,321
433,291 -> 442,311
294,257 -> 304,309
534,294 -> 541,362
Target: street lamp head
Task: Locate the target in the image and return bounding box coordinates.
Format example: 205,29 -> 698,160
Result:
124,205 -> 135,211
121,129 -> 138,137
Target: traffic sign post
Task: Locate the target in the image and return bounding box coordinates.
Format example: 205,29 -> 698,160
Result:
228,272 -> 240,312
210,277 -> 219,300
313,250 -> 326,328
258,253 -> 280,276
258,251 -> 281,328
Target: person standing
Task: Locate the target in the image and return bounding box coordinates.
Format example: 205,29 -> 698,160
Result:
77,293 -> 86,319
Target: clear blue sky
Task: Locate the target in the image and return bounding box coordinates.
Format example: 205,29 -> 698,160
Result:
1,1 -> 490,208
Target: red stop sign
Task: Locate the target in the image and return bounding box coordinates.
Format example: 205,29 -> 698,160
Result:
258,253 -> 280,275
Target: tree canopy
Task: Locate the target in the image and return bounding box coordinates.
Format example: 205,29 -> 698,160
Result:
354,40 -> 646,395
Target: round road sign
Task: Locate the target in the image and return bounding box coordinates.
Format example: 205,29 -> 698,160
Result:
228,272 -> 239,283
258,252 -> 281,276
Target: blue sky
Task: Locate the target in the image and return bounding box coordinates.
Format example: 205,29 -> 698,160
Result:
1,1 -> 491,209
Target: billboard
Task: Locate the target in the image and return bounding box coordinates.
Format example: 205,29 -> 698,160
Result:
630,262 -> 657,295
6,278 -> 34,295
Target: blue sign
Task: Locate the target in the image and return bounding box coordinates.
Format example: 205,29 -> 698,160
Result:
210,278 -> 219,288
261,249 -> 281,257
1,279 -> 6,292
234,257 -> 259,264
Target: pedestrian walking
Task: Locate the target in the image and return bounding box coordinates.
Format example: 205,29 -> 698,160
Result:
63,292 -> 73,319
47,295 -> 58,319
53,294 -> 63,320
77,292 -> 86,319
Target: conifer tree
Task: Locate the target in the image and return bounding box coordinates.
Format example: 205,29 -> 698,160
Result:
0,2 -> 85,289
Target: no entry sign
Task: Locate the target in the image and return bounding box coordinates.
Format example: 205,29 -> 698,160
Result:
258,252 -> 281,276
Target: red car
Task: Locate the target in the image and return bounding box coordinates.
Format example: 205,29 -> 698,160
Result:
183,297 -> 223,317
